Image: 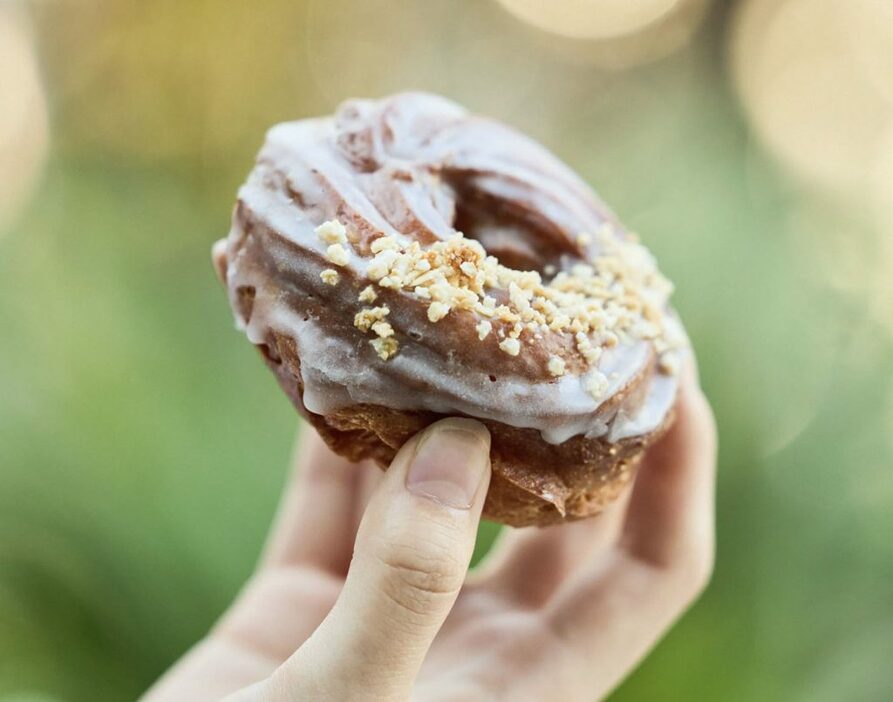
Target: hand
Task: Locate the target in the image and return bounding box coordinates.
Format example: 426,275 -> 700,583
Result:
143,367 -> 716,701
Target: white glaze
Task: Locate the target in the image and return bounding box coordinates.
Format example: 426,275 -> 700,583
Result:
233,240 -> 678,444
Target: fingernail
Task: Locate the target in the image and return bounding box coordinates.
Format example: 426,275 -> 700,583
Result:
406,419 -> 490,509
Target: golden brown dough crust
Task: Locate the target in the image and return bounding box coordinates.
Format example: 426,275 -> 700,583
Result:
263,330 -> 672,527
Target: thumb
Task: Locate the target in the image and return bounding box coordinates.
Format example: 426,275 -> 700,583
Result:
269,418 -> 491,701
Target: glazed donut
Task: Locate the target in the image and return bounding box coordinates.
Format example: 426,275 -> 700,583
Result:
214,92 -> 687,527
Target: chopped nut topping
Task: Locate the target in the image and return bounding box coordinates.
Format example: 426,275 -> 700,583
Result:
508,282 -> 532,313
354,304 -> 398,359
367,249 -> 398,280
370,235 -> 398,253
601,331 -> 619,348
326,243 -> 350,266
575,332 -> 602,365
547,356 -> 566,377
476,320 -> 492,340
459,261 -> 477,277
427,301 -> 450,322
327,219 -> 682,371
320,269 -> 340,286
371,321 -> 394,338
315,220 -> 347,244
358,285 -> 378,303
371,337 -> 399,360
499,338 -> 520,356
354,306 -> 390,332
584,371 -> 609,399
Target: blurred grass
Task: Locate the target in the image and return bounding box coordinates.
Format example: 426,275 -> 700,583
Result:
1,1 -> 892,700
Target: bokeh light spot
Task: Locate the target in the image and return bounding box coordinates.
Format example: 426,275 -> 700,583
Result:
732,0 -> 893,194
0,7 -> 49,234
494,0 -> 680,40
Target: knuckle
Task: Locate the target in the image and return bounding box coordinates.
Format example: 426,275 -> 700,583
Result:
375,538 -> 465,614
688,544 -> 715,594
670,541 -> 714,602
381,540 -> 465,594
638,535 -> 714,607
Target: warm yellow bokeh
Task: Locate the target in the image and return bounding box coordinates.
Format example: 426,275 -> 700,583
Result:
35,0 -> 312,162
732,0 -> 893,195
0,6 -> 48,233
494,0 -> 710,68
848,0 -> 893,107
495,0 -> 679,39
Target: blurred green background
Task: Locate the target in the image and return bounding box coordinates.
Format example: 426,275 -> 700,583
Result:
1,0 -> 892,700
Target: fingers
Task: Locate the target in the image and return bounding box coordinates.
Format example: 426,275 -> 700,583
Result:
471,489 -> 633,606
541,367 -> 717,698
141,635 -> 276,702
262,427 -> 377,575
620,365 -> 717,575
267,418 -> 491,701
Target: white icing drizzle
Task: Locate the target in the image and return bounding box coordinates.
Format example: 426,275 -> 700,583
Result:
234,251 -> 678,444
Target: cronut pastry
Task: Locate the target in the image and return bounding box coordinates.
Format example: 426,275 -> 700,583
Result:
214,92 -> 687,527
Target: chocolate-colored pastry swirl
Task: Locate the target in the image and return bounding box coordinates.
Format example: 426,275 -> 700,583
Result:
214,92 -> 686,526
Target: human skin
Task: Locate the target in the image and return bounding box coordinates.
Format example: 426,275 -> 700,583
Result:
142,362 -> 716,701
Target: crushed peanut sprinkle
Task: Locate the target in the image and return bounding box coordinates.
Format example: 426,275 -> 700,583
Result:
317,217 -> 683,396
427,301 -> 450,322
356,305 -> 400,359
371,337 -> 399,360
499,338 -> 521,356
354,306 -> 390,332
358,285 -> 378,303
325,243 -> 350,266
371,321 -> 394,338
319,269 -> 340,286
315,220 -> 348,244
547,356 -> 566,377
585,371 -> 609,399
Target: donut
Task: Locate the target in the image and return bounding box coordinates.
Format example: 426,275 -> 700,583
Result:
214,92 -> 687,527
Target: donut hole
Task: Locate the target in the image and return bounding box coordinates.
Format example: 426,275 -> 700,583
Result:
451,184 -> 576,278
